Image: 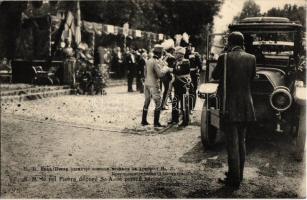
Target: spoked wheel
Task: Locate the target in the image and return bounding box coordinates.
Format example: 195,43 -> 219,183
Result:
52,77 -> 60,85
34,77 -> 53,85
200,100 -> 218,149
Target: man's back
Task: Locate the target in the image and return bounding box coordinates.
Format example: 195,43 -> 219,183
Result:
212,46 -> 256,122
144,58 -> 162,87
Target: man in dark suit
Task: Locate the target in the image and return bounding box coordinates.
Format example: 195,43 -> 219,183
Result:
212,32 -> 256,188
124,47 -> 137,92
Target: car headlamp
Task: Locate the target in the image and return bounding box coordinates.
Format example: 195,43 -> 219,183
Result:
270,87 -> 292,112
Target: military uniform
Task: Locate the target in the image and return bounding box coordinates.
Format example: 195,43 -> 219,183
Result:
171,58 -> 191,125
161,54 -> 176,109
186,51 -> 202,110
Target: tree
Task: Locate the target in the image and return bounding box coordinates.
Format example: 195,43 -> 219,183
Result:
233,0 -> 261,23
265,4 -> 306,28
80,0 -> 222,53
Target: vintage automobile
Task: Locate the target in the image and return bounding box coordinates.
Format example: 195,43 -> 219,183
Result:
198,17 -> 306,161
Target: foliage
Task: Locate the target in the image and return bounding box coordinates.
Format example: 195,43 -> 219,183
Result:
264,4 -> 306,28
80,0 -> 222,53
233,0 -> 261,23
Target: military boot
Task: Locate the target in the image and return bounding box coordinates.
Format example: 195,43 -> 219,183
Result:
141,109 -> 150,126
154,110 -> 165,127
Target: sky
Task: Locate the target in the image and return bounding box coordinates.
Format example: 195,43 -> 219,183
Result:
213,0 -> 306,34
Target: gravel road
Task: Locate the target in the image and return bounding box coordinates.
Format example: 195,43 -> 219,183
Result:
1,86 -> 305,198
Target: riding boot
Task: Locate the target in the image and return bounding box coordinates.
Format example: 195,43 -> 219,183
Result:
171,109 -> 179,124
154,110 -> 165,127
141,109 -> 150,126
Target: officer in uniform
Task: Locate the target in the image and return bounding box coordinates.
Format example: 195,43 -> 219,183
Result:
161,47 -> 176,110
185,44 -> 202,110
169,46 -> 191,126
141,45 -> 172,127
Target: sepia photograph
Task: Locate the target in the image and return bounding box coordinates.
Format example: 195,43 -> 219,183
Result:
0,0 -> 306,198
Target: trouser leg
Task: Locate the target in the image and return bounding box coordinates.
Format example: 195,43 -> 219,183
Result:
141,86 -> 151,125
171,84 -> 180,123
136,73 -> 142,91
190,71 -> 198,110
226,123 -> 240,186
161,79 -> 170,108
151,86 -> 164,127
127,72 -> 133,91
238,123 -> 247,182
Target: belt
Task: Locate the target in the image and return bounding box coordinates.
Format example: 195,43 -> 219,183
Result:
176,74 -> 190,79
190,68 -> 198,71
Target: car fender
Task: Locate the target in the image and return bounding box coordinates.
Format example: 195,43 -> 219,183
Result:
294,86 -> 306,106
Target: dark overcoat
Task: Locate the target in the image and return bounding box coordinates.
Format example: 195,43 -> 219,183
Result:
212,46 -> 256,122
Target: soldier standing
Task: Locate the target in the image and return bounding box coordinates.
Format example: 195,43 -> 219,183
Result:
185,44 -> 202,110
212,32 -> 256,188
169,46 -> 191,126
141,45 -> 172,127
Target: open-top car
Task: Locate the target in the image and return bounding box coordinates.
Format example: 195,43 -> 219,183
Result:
198,17 -> 306,161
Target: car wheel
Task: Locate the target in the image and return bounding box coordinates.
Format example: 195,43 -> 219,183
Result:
295,106 -> 306,161
201,101 -> 218,149
37,77 -> 53,85
52,77 -> 60,85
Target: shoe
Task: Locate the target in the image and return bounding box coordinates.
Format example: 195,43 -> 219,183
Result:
154,110 -> 164,127
168,120 -> 178,125
154,123 -> 166,128
141,121 -> 150,126
178,121 -> 188,127
218,176 -> 240,189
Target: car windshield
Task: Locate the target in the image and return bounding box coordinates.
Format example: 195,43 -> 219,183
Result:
244,32 -> 295,66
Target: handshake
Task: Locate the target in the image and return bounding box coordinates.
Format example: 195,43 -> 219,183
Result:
161,65 -> 173,74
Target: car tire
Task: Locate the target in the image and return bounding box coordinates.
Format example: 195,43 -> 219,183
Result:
295,105 -> 306,161
52,77 -> 60,85
201,101 -> 218,149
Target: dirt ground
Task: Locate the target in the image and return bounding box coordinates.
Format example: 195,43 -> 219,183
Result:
1,86 -> 306,198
